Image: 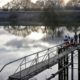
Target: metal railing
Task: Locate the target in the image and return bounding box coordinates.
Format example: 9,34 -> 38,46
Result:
1,42 -> 80,80
0,43 -> 64,79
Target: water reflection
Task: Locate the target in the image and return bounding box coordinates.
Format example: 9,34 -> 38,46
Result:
4,26 -> 65,38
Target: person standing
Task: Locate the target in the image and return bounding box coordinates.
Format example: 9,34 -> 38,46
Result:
63,35 -> 69,48
74,32 -> 78,45
70,37 -> 74,46
78,33 -> 80,44
68,35 -> 70,44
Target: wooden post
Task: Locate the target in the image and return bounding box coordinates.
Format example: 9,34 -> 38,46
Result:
62,47 -> 68,80
64,55 -> 68,80
78,49 -> 80,80
58,47 -> 64,80
71,51 -> 74,80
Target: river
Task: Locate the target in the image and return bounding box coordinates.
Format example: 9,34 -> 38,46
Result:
0,26 -> 79,80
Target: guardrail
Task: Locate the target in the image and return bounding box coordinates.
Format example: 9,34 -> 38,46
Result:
0,43 -> 64,80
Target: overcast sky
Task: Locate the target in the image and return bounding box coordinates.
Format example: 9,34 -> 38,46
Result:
0,0 -> 71,7
0,0 -> 38,7
0,0 -> 11,7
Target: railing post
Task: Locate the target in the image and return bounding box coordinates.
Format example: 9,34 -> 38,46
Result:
63,49 -> 68,80
58,46 -> 69,80
36,53 -> 39,73
19,58 -> 25,80
36,53 -> 39,65
48,49 -> 50,68
71,51 -> 74,80
25,57 -> 26,69
20,64 -> 21,80
78,49 -> 80,80
64,56 -> 68,80
58,47 -> 64,80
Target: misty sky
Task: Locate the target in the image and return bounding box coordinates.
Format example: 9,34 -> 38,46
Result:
0,0 -> 38,7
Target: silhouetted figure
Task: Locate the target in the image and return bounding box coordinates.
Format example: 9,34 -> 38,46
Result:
70,37 -> 74,46
79,33 -> 80,44
58,47 -> 62,54
74,32 -> 78,45
68,36 -> 70,44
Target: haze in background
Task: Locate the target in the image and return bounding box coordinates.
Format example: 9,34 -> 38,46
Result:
0,0 -> 71,7
0,0 -> 12,7
64,0 -> 70,5
0,0 -> 38,7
